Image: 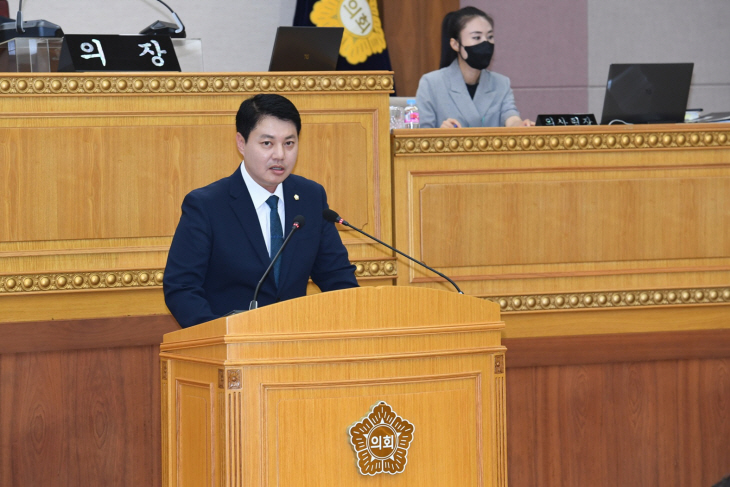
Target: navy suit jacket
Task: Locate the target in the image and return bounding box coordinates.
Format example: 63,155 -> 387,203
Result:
163,169 -> 358,328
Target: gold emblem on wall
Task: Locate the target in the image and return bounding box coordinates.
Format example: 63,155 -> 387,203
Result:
310,0 -> 388,64
349,401 -> 414,476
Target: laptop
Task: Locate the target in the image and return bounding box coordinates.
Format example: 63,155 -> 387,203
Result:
600,63 -> 694,125
268,26 -> 343,72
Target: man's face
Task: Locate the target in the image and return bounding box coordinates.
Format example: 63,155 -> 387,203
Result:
236,115 -> 298,193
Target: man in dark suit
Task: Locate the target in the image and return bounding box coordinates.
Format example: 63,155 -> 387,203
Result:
163,94 -> 358,328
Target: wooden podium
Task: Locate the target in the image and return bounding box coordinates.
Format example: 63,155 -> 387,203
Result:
159,286 -> 506,487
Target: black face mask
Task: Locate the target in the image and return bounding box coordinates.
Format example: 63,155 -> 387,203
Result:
461,41 -> 494,70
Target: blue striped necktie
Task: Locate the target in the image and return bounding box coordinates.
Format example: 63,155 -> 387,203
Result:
266,195 -> 283,285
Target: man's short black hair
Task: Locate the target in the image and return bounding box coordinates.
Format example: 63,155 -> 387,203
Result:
235,94 -> 302,141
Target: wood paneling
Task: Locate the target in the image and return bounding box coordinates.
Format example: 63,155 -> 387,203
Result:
268,377 -> 480,485
0,344 -> 162,487
381,0 -> 459,96
0,315 -> 177,487
1,124 -> 229,241
176,380 -> 214,487
6,315 -> 728,487
420,176 -> 730,266
503,325 -> 730,367
506,357 -> 730,487
0,85 -> 390,249
505,328 -> 730,487
0,315 -> 178,354
293,113 -> 371,232
501,304 -> 730,340
0,73 -> 395,323
391,125 -> 730,297
391,124 -> 730,487
0,288 -> 170,324
2,70 -> 730,487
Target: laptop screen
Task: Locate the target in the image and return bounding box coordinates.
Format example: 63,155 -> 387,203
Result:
268,26 -> 344,72
600,63 -> 694,125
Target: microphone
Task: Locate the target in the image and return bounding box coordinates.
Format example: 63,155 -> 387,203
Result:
322,209 -> 463,294
140,0 -> 186,38
0,0 -> 64,43
249,215 -> 306,310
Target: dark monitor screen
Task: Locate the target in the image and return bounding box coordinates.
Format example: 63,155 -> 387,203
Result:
268,26 -> 343,72
600,63 -> 694,125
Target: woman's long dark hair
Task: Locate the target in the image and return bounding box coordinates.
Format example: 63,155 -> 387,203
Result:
439,6 -> 494,69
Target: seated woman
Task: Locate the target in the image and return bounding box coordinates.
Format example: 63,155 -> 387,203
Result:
416,6 -> 532,128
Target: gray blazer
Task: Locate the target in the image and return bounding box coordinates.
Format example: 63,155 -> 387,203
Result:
416,60 -> 520,128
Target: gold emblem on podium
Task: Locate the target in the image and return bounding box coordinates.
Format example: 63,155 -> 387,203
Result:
348,401 -> 414,476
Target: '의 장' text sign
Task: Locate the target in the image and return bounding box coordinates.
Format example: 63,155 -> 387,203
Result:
59,35 -> 180,72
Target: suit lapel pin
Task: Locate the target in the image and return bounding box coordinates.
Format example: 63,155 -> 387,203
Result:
294,194 -> 299,200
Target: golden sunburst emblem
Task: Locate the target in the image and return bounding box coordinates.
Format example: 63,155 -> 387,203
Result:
309,0 -> 388,65
349,401 -> 414,476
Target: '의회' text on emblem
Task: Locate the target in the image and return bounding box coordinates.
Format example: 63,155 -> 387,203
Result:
348,401 -> 414,476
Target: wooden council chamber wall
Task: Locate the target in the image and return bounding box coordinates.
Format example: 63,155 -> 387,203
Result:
2,72 -> 730,486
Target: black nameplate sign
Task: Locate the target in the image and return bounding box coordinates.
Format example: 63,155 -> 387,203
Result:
59,34 -> 181,72
536,114 -> 597,126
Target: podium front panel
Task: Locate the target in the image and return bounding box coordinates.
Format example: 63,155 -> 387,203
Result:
160,287 -> 506,487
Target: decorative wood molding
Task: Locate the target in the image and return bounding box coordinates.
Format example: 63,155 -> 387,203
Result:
393,130 -> 730,154
494,354 -> 505,375
3,267 -> 726,317
217,390 -> 225,482
227,369 -> 242,390
0,245 -> 171,259
226,390 -> 243,485
0,259 -> 394,294
260,371 -> 482,391
503,328 -> 730,368
161,359 -> 171,487
0,72 -> 394,96
488,286 -> 730,312
410,265 -> 730,283
354,259 -> 397,277
0,269 -> 164,294
161,346 -> 508,367
0,315 -> 178,354
495,374 -> 507,487
159,322 -> 505,352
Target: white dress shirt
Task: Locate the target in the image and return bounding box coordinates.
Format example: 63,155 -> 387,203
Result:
240,162 -> 285,255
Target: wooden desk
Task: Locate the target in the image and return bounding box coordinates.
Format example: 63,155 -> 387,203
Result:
391,124 -> 730,487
